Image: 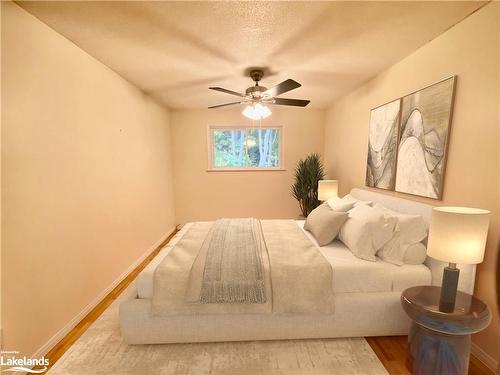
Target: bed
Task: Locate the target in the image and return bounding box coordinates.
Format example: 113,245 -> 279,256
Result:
119,188 -> 476,344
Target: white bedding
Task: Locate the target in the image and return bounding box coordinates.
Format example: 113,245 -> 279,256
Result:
136,221 -> 431,299
298,221 -> 431,294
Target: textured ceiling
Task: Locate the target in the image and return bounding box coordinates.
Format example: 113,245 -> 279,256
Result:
17,1 -> 485,109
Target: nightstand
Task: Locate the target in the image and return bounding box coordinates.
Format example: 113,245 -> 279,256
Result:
401,285 -> 491,375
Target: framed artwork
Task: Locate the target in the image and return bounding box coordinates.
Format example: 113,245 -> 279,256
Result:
365,99 -> 401,190
365,76 -> 456,200
395,76 -> 456,199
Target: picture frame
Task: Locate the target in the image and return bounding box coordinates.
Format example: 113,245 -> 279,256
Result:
365,98 -> 401,191
365,76 -> 457,200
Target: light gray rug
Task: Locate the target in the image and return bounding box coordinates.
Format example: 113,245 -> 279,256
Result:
48,285 -> 388,375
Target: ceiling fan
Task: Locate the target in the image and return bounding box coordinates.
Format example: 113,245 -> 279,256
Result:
208,69 -> 310,120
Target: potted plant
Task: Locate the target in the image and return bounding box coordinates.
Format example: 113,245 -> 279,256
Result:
291,153 -> 325,217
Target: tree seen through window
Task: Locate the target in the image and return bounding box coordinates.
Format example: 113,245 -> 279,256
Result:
212,127 -> 281,169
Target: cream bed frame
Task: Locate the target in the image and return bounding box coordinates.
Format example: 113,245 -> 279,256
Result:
119,188 -> 476,344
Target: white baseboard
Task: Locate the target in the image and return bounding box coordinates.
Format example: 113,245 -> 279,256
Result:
472,342 -> 498,374
31,226 -> 176,360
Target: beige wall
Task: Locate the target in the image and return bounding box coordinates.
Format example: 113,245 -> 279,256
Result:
324,3 -> 499,366
171,107 -> 325,223
1,2 -> 175,357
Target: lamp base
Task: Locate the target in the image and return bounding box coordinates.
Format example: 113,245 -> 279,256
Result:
439,263 -> 460,313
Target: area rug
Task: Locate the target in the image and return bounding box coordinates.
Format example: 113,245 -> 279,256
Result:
47,285 -> 388,375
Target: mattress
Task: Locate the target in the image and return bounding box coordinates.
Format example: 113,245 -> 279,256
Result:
136,221 -> 431,299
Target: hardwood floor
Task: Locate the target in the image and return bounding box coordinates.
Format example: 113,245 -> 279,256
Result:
366,336 -> 495,375
367,336 -> 414,375
35,228 -> 494,375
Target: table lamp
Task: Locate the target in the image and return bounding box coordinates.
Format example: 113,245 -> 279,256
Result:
427,206 -> 490,313
318,180 -> 338,201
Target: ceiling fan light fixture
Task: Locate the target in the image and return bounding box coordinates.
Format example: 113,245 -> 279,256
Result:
209,69 -> 309,111
242,103 -> 272,120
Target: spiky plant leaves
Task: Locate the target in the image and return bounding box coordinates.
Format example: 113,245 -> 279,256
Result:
291,153 -> 325,217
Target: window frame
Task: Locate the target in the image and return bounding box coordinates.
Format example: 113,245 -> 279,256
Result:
207,125 -> 285,172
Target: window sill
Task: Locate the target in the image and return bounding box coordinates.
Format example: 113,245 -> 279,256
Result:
206,168 -> 287,172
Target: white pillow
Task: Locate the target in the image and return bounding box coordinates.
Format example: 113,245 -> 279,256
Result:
373,203 -> 427,244
343,194 -> 373,207
326,197 -> 355,212
368,205 -> 398,249
304,204 -> 348,246
377,233 -> 427,266
403,243 -> 427,265
339,205 -> 397,261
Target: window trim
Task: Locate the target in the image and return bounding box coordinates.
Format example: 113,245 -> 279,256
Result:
206,125 -> 285,172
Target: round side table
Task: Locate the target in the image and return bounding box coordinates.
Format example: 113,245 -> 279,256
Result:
401,285 -> 491,375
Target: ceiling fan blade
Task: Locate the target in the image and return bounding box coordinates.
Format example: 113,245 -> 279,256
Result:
209,87 -> 246,97
272,98 -> 310,107
264,79 -> 301,97
208,101 -> 242,109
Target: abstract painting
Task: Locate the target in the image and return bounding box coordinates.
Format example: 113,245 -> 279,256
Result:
366,99 -> 401,190
395,76 -> 456,199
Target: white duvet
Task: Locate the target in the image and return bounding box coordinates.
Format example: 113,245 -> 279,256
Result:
136,221 -> 431,300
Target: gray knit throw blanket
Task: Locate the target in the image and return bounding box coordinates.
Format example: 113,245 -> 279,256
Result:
199,218 -> 267,304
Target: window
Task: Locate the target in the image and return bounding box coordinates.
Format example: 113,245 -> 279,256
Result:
209,126 -> 282,170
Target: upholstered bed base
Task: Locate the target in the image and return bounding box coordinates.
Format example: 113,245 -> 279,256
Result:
120,289 -> 410,344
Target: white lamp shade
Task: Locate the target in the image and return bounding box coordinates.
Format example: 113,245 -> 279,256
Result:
427,206 -> 490,264
318,180 -> 338,201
